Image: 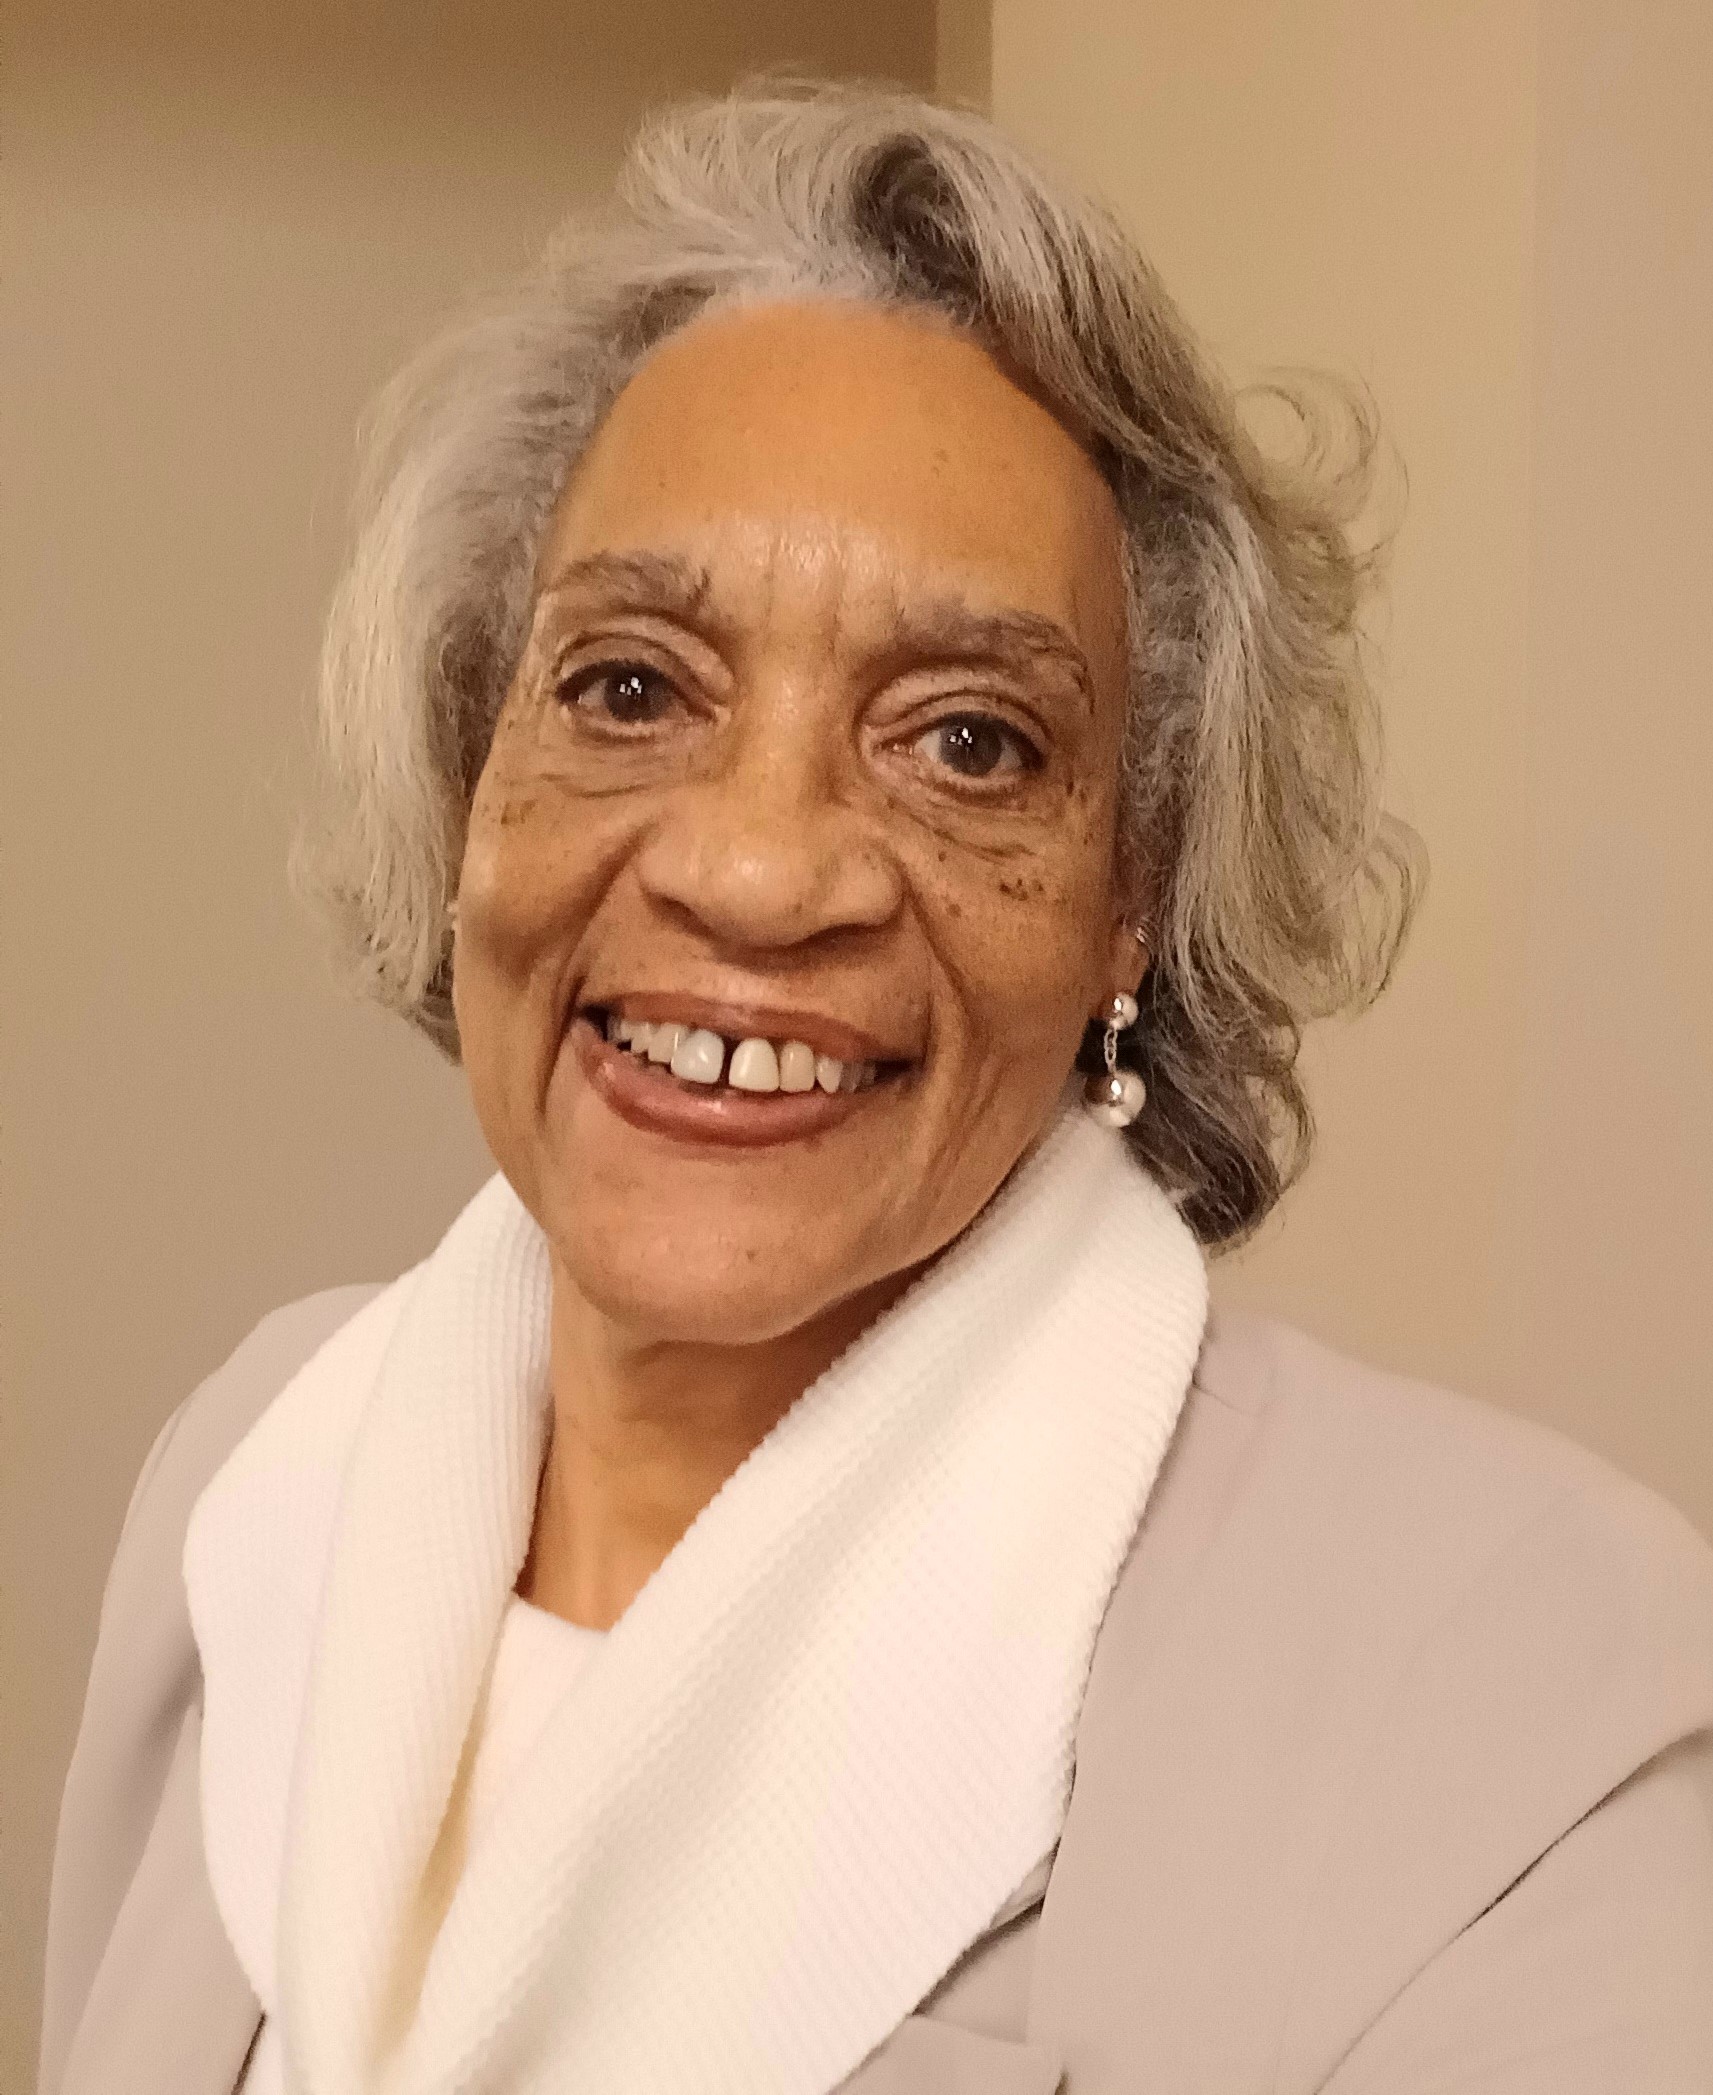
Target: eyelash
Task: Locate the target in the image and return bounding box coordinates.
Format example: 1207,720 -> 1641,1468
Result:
551,655 -> 1048,788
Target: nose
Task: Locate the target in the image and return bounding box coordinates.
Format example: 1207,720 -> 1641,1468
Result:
633,715 -> 903,951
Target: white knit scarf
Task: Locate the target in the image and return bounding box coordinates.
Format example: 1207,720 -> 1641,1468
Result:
185,1105 -> 1207,2095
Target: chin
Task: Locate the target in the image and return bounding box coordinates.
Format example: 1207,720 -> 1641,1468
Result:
565,1228 -> 868,1350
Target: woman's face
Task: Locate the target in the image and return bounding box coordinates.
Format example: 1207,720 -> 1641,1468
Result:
454,299 -> 1139,1345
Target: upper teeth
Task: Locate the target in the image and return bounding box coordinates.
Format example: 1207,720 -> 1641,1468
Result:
604,1014 -> 877,1095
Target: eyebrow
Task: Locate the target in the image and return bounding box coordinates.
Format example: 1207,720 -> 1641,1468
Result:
885,596 -> 1094,702
534,551 -> 1094,700
535,550 -> 715,618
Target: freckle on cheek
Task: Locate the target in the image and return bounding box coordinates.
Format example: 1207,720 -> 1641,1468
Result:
996,872 -> 1051,904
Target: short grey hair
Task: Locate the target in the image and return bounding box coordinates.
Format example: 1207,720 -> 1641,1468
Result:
295,81 -> 1422,1247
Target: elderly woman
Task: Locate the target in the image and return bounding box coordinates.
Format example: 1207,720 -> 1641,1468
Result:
41,86 -> 1713,2095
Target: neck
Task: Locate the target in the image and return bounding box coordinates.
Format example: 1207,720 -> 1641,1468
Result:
518,1260 -> 911,1629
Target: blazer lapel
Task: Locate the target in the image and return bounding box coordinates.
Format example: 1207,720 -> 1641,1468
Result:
838,2018 -> 1062,2094
59,1703 -> 260,2095
838,1855 -> 1062,2093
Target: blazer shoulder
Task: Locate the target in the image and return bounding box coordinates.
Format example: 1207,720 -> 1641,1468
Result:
1187,1310 -> 1713,1940
129,1285 -> 385,1573
1188,1315 -> 1713,2088
1102,1306 -> 1713,1735
1193,1305 -> 1713,1604
1060,1309 -> 1713,2091
39,1283 -> 383,2095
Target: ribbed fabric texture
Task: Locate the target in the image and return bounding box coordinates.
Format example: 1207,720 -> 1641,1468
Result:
238,1603 -> 606,2095
186,1106 -> 1207,2095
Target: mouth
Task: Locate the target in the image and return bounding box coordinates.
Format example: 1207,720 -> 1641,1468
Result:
569,997 -> 917,1149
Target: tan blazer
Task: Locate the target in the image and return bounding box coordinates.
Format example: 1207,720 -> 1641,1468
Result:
40,1292 -> 1713,2095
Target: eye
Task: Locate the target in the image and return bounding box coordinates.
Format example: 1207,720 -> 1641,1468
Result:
912,713 -> 1039,782
558,660 -> 680,726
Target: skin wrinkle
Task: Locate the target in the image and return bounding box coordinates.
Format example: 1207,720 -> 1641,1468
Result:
452,299 -> 1146,1630
543,547 -> 1096,736
535,546 -> 1090,866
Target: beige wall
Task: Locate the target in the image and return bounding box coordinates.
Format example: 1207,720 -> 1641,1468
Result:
10,0 -> 1710,2071
1,5 -> 932,2074
935,0 -> 994,111
993,0 -> 1713,1529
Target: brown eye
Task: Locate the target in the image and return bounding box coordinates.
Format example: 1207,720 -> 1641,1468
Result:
913,713 -> 1036,780
560,661 -> 679,725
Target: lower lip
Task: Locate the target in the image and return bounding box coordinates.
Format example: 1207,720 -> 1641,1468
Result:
572,1018 -> 902,1150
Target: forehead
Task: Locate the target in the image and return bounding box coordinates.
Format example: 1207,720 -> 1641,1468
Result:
541,299 -> 1127,655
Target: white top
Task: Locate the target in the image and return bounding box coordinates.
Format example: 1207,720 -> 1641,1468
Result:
456,1598 -> 607,1857
240,1598 -> 605,2095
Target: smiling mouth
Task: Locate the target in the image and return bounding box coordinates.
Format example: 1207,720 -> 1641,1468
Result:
572,1002 -> 914,1147
586,1005 -> 899,1094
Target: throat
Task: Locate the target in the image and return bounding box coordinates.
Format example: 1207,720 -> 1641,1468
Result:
524,1253 -> 919,1628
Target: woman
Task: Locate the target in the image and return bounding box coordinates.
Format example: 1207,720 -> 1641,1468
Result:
42,86 -> 1713,2095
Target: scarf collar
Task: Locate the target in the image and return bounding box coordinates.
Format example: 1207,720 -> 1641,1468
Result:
186,1104 -> 1206,2094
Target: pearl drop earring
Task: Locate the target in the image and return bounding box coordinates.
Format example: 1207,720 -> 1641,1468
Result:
1084,989 -> 1146,1128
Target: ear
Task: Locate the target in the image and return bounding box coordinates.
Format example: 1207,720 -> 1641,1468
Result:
1094,911 -> 1149,1019
1097,828 -> 1154,1017
1086,917 -> 1149,1024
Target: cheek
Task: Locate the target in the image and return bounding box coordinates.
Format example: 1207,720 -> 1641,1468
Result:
919,781 -> 1119,1058
461,749 -> 630,958
463,810 -> 580,958
453,767 -> 640,1098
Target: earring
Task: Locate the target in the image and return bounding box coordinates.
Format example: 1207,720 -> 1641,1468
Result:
1084,989 -> 1146,1128
446,899 -> 460,935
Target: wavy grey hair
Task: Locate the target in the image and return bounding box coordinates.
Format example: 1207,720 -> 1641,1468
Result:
295,82 -> 1421,1247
